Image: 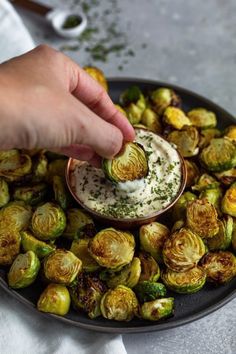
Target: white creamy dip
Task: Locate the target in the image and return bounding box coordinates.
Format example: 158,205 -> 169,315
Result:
73,129 -> 182,219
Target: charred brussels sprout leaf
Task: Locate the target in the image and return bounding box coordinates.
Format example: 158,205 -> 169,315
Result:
100,285 -> 138,321
186,199 -> 219,239
0,178 -> 10,207
83,66 -> 108,91
0,150 -> 32,182
88,228 -> 135,269
0,229 -> 21,265
138,252 -> 160,282
162,266 -> 206,294
224,125 -> 236,142
200,251 -> 236,284
207,216 -> 233,251
134,281 -> 167,303
0,201 -> 32,231
103,142 -> 148,183
105,257 -> 141,289
192,173 -> 220,192
64,208 -> 96,240
141,108 -> 162,133
163,107 -> 191,130
221,182 -> 236,217
150,88 -> 181,115
200,138 -> 236,172
8,251 -> 40,288
172,191 -> 197,222
70,239 -> 100,272
13,183 -> 48,206
37,284 -> 71,316
140,298 -> 174,321
184,160 -> 200,188
21,231 -> 55,259
187,108 -> 217,129
53,175 -> 73,210
139,222 -> 170,262
44,249 -> 82,285
167,126 -> 199,157
31,202 -> 66,240
215,167 -> 236,186
163,228 -> 206,272
69,273 -> 107,318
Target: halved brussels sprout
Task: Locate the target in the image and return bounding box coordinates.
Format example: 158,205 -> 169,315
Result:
167,126 -> 199,157
103,142 -> 148,183
134,281 -> 167,303
31,202 -> 66,240
207,216 -> 233,251
215,167 -> 236,186
139,298 -> 174,321
0,229 -> 21,265
139,222 -> 170,262
150,88 -> 181,115
88,228 -> 135,269
232,219 -> 236,252
100,285 -> 138,321
105,257 -> 141,289
8,251 -> 40,288
0,150 -> 32,182
172,191 -> 197,222
83,66 -> 108,91
64,208 -> 96,240
199,128 -> 221,149
138,251 -> 160,282
163,228 -> 206,272
162,266 -> 206,294
44,249 -> 82,285
70,239 -> 100,272
13,183 -> 48,206
0,178 -> 10,207
0,201 -> 32,231
200,138 -> 236,172
200,251 -> 236,284
69,273 -> 107,318
221,182 -> 236,217
32,152 -> 48,182
37,284 -> 71,316
224,125 -> 236,142
184,160 -> 200,188
21,230 -> 55,259
163,107 -> 191,130
141,108 -> 162,133
199,187 -> 223,215
186,199 -> 219,239
187,108 -> 217,129
192,173 -> 220,192
114,104 -> 127,117
53,175 -> 72,210
46,159 -> 67,184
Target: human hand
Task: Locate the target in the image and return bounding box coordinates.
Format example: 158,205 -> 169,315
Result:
0,45 -> 135,165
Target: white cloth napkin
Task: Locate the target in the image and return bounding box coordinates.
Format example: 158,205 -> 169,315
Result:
0,2 -> 127,353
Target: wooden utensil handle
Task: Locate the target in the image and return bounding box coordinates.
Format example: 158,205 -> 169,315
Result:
11,0 -> 51,16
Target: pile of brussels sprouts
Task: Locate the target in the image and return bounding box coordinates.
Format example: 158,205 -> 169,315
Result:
0,67 -> 236,324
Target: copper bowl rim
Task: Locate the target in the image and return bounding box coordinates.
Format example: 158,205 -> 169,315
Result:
65,129 -> 187,225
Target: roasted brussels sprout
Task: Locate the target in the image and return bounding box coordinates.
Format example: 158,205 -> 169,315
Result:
134,281 -> 167,303
100,285 -> 138,321
150,88 -> 181,115
53,175 -> 72,210
44,249 -> 82,285
163,107 -> 191,130
232,219 -> 236,252
221,182 -> 236,217
0,150 -> 32,182
172,191 -> 197,222
207,216 -> 233,251
192,173 -> 220,192
70,273 -> 107,318
163,228 -> 206,272
32,152 -> 48,182
21,231 -> 55,259
0,229 -> 21,265
215,167 -> 236,186
8,251 -> 40,288
162,266 -> 206,294
88,228 -> 135,269
103,142 -> 148,183
224,125 -> 236,142
104,257 -> 141,289
139,298 -> 174,321
120,86 -> 146,125
139,222 -> 170,262
141,108 -> 162,133
46,159 -> 67,183
200,251 -> 236,284
199,187 -> 223,215
64,208 -> 96,240
13,183 -> 48,206
199,128 -> 221,149
171,219 -> 185,232
200,138 -> 236,172
138,251 -> 160,282
187,108 -> 217,129
0,201 -> 32,231
70,239 -> 100,272
0,178 -> 10,207
37,284 -> 71,316
184,160 -> 200,188
186,199 -> 219,239
167,126 -> 199,157
83,66 -> 108,91
31,202 -> 66,240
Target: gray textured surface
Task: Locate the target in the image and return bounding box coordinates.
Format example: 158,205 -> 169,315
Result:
10,0 -> 236,353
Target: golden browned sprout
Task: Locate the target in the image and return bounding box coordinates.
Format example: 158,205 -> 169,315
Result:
150,87 -> 181,115
221,182 -> 236,217
138,251 -> 160,282
70,239 -> 100,272
139,298 -> 174,321
163,107 -> 191,130
198,128 -> 221,149
141,108 -> 162,134
37,284 -> 71,316
0,229 -> 21,266
167,126 -> 199,157
83,66 -> 108,91
224,125 -> 236,142
184,160 -> 200,188
187,108 -> 217,129
215,167 -> 236,186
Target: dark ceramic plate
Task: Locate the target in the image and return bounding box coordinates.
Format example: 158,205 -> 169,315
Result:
0,78 -> 236,333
